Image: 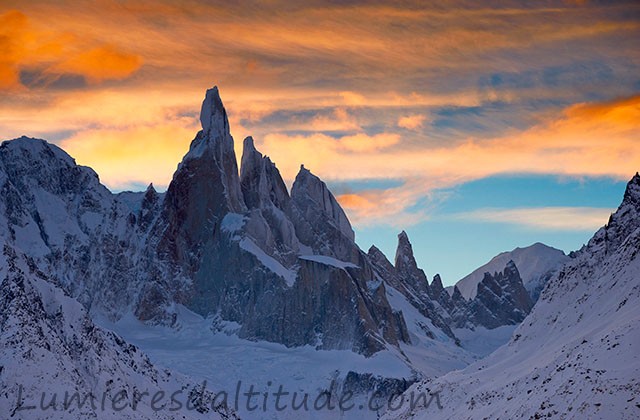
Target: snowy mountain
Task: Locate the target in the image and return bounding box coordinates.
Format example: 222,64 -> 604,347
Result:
385,173 -> 640,419
0,87 -> 481,418
0,246 -> 237,419
451,242 -> 570,302
150,87 -> 412,355
2,85 -> 609,419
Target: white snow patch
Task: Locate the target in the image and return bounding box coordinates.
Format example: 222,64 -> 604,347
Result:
299,255 -> 359,269
239,237 -> 297,286
453,325 -> 517,358
221,212 -> 246,235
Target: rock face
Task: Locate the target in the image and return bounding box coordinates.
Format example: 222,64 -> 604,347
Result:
452,261 -> 533,329
385,173 -> 640,420
368,230 -> 535,337
430,260 -> 535,331
368,234 -> 458,344
157,87 -> 245,275
146,89 -> 412,355
0,136 -> 151,321
290,165 -> 358,261
395,231 -> 432,299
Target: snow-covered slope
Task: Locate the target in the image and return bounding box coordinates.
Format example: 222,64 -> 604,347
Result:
385,174 -> 640,420
98,303 -> 472,420
452,242 -> 570,301
0,246 -> 236,419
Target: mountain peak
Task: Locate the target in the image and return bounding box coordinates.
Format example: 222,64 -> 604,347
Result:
505,259 -> 517,272
395,230 -> 417,272
199,86 -> 227,134
2,136 -> 76,167
622,171 -> 640,206
291,165 -> 355,241
431,274 -> 445,296
297,164 -> 310,178
183,86 -> 237,164
243,135 -> 258,154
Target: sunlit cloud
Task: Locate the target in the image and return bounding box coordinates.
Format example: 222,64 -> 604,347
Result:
48,45 -> 141,83
336,181 -> 433,228
259,94 -> 640,225
0,10 -> 141,90
398,114 -> 427,130
445,207 -> 614,231
60,123 -> 197,191
0,0 -> 638,230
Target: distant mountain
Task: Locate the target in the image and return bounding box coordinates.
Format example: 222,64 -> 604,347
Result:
386,173 -> 640,419
451,242 -> 570,302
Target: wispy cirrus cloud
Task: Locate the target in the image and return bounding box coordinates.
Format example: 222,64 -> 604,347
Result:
260,95 -> 640,182
444,206 -> 614,231
0,0 -> 638,223
257,94 -> 640,226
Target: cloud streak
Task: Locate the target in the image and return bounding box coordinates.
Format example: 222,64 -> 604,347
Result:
0,1 -> 638,226
256,94 -> 640,225
445,207 -> 614,231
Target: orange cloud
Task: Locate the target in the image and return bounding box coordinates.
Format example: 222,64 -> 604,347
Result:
447,207 -> 613,231
60,123 -> 196,190
398,114 -> 427,130
1,0 -> 638,231
258,132 -> 402,181
259,95 -> 640,225
0,10 -> 141,90
336,182 -> 431,228
49,45 -> 141,83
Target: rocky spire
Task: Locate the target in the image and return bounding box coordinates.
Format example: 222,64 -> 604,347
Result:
143,183 -> 157,202
291,164 -> 354,241
368,245 -> 395,275
240,136 -> 290,211
622,172 -> 640,207
158,87 -> 246,269
199,86 -> 227,135
394,231 -> 430,296
179,86 -> 245,212
431,274 -> 445,297
465,260 -> 533,329
587,172 -> 640,257
395,231 -> 419,273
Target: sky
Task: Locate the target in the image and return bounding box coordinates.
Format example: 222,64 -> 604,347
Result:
1,0 -> 639,285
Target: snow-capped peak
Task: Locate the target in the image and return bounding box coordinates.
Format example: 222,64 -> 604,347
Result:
453,242 -> 569,301
1,136 -> 76,167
